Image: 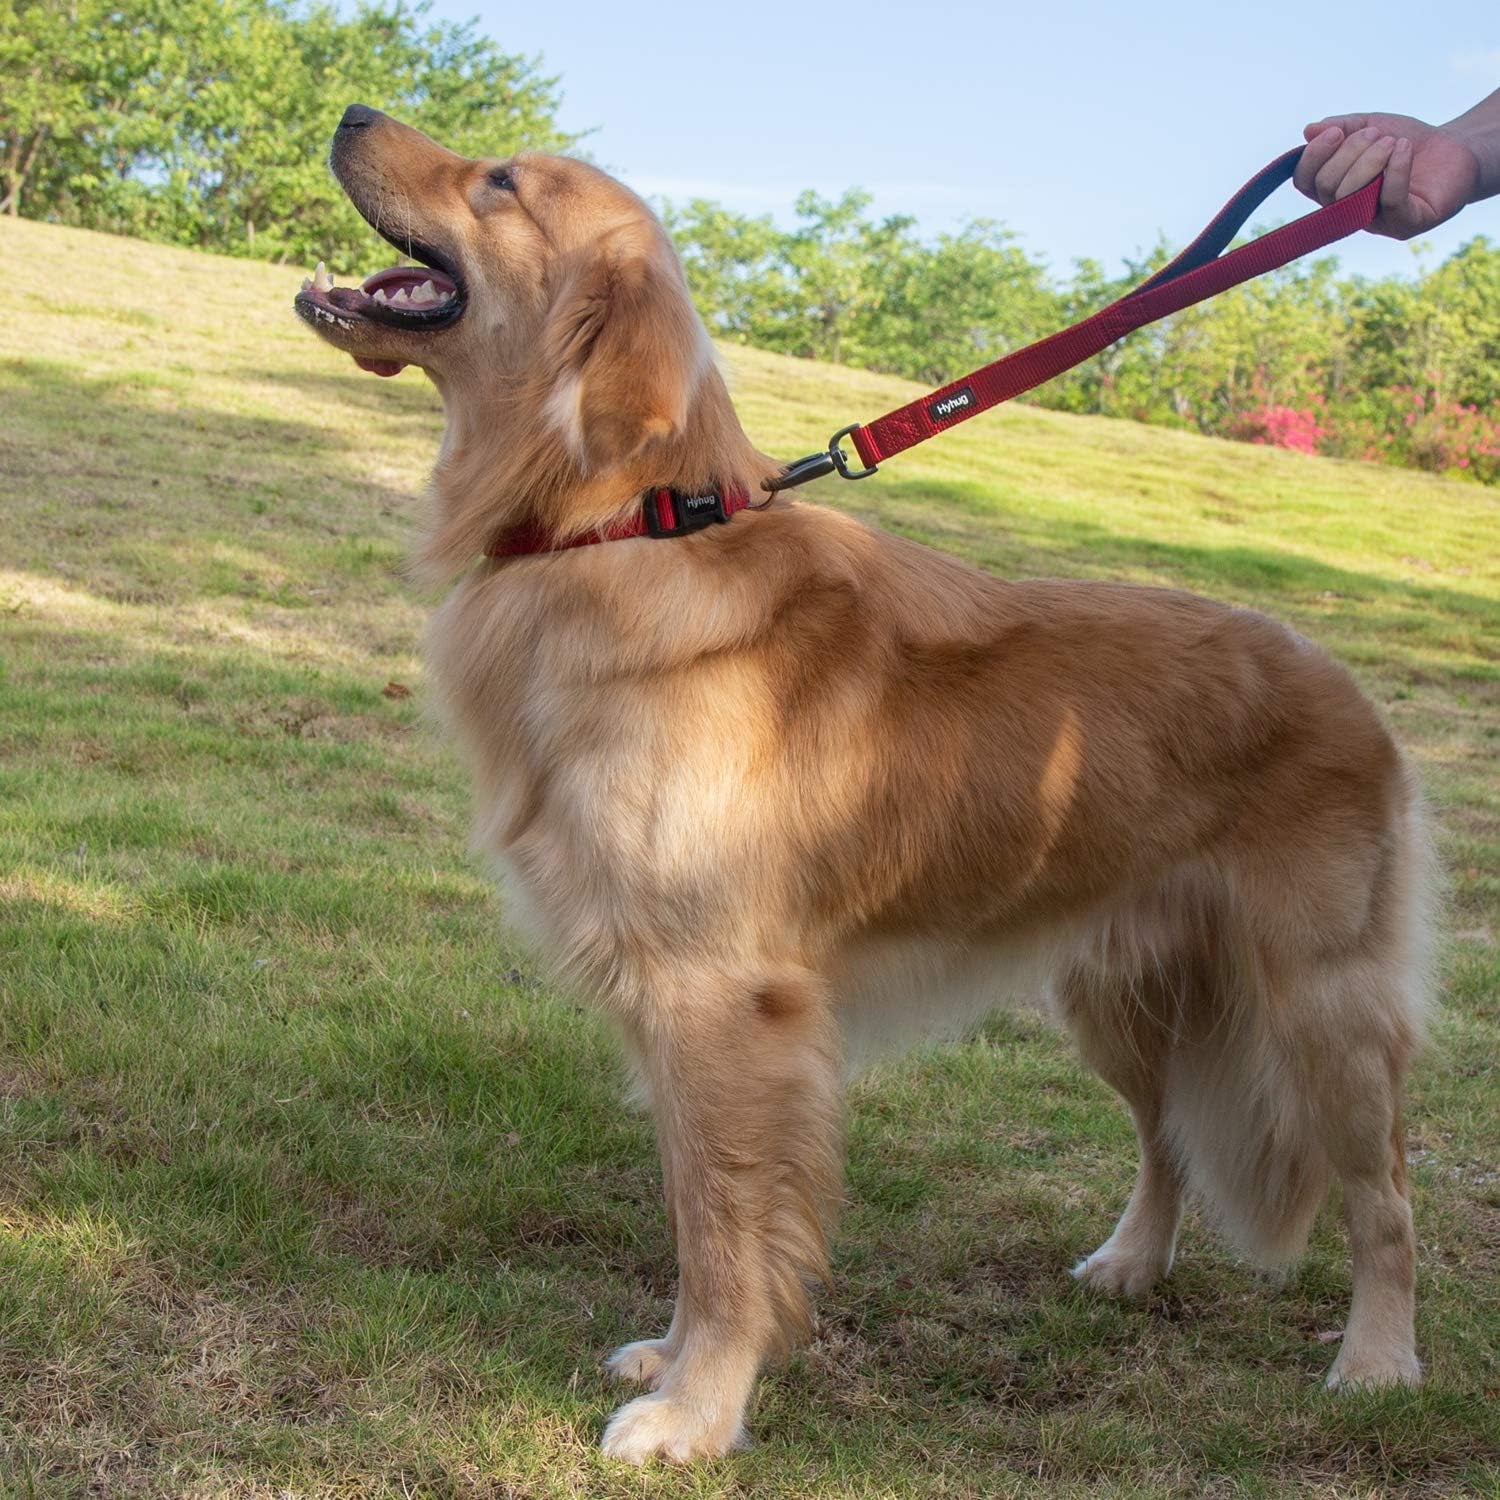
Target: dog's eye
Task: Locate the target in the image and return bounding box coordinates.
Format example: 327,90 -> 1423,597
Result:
488,166 -> 516,192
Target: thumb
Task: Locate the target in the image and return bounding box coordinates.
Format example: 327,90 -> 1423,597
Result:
1305,114 -> 1368,141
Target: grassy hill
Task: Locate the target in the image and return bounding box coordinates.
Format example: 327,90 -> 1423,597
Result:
1,214 -> 1496,1499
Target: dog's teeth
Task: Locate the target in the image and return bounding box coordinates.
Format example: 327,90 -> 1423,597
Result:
312,260 -> 334,292
390,288 -> 410,306
410,279 -> 437,305
372,288 -> 388,304
300,276 -> 312,292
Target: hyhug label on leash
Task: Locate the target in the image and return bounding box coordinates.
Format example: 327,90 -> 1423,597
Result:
768,147 -> 1383,491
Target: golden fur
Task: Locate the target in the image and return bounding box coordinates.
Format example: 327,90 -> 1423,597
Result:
299,109 -> 1434,1463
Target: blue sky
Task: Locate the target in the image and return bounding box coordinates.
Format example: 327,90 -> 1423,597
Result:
425,0 -> 1497,282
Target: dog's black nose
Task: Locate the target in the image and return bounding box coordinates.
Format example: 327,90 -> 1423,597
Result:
337,103 -> 382,131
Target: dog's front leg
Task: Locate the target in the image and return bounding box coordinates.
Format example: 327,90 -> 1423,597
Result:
601,970 -> 842,1463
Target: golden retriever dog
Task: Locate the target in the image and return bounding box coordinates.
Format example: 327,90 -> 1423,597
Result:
295,105 -> 1433,1462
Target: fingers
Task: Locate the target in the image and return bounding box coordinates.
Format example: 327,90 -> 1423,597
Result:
1309,126 -> 1397,203
1329,132 -> 1398,199
1376,137 -> 1417,237
1304,114 -> 1369,142
1294,126 -> 1345,199
1380,137 -> 1413,214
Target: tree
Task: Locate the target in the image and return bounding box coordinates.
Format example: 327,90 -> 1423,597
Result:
0,0 -> 128,217
661,199 -> 793,345
1404,237 -> 1500,409
868,221 -> 1057,386
664,191 -> 1059,385
2,0 -> 575,266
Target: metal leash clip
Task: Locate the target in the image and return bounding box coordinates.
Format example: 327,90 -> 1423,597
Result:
763,424 -> 879,492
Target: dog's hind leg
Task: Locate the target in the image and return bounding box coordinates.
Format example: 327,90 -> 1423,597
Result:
1324,1097 -> 1421,1390
1058,963 -> 1185,1297
1222,949 -> 1422,1389
601,967 -> 843,1463
1323,809 -> 1431,1388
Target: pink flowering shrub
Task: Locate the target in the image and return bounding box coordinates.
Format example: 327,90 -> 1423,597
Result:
1382,388 -> 1500,482
1225,401 -> 1330,455
1220,381 -> 1500,482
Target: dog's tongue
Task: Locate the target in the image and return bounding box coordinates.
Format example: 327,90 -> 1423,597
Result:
355,357 -> 406,377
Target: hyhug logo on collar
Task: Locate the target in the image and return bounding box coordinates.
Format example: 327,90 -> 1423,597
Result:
927,385 -> 976,425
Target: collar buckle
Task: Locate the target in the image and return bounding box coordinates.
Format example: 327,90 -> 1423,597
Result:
643,488 -> 729,538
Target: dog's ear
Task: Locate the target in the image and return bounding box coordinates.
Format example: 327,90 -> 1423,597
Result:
543,230 -> 705,471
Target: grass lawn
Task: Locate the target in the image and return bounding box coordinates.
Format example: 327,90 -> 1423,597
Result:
1,213 -> 1496,1499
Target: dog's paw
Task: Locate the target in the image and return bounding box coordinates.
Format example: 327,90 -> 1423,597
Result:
1325,1344 -> 1422,1391
1070,1243 -> 1169,1299
600,1392 -> 747,1465
604,1338 -> 675,1388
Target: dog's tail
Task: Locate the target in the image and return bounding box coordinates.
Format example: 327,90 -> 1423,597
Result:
1162,1007 -> 1332,1268
1164,778 -> 1435,1269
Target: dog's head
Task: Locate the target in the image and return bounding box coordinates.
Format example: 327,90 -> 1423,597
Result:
295,105 -> 717,478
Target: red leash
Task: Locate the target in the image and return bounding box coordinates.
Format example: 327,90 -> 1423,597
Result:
488,149 -> 1380,558
768,148 -> 1383,490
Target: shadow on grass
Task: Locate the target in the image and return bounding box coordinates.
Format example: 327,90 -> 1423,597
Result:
1,357 -> 432,618
1,356 -> 353,465
239,364 -> 445,423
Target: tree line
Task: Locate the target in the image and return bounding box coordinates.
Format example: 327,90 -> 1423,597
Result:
0,0 -> 573,266
666,193 -> 1500,481
5,0 -> 1496,479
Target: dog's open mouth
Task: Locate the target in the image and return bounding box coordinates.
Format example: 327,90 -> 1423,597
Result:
293,245 -> 465,375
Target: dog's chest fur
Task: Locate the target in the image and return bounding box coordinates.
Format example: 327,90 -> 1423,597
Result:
423,544 -> 821,998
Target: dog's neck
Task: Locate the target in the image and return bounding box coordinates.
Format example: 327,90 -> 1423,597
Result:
414,360 -> 777,582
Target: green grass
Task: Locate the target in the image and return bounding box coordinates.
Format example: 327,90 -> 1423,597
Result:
1,213 -> 1496,1500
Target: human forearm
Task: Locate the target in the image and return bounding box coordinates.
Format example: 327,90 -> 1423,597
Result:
1443,87 -> 1500,203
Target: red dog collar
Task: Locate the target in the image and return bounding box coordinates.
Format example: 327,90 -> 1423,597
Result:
486,485 -> 755,558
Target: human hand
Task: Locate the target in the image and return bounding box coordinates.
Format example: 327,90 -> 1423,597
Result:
1295,113 -> 1481,239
